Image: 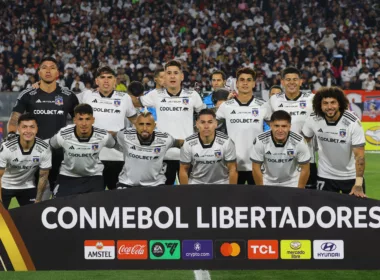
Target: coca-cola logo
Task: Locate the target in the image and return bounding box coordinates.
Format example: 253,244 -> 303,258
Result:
116,240 -> 148,260
118,244 -> 146,255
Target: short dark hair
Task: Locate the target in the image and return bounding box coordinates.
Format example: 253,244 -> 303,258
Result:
270,110 -> 292,123
96,66 -> 116,77
164,60 -> 182,71
197,108 -> 216,120
128,81 -> 145,97
236,67 -> 256,80
74,103 -> 93,116
211,70 -> 226,81
212,88 -> 229,105
39,57 -> 58,69
18,113 -> 38,125
154,68 -> 165,77
269,85 -> 282,93
313,87 -> 349,118
281,67 -> 301,79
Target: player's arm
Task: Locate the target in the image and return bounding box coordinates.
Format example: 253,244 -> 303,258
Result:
127,114 -> 137,126
35,169 -> 50,203
68,94 -> 80,119
179,163 -> 190,185
129,94 -> 144,108
0,169 -> 4,202
250,137 -> 264,185
251,162 -> 263,185
226,161 -> 238,184
350,146 -> 366,198
7,112 -> 22,137
173,139 -> 184,148
105,133 -> 116,148
298,163 -> 310,189
49,133 -> 62,149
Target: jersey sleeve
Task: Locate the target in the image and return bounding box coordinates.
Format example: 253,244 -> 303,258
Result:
216,103 -> 226,120
179,141 -> 192,164
115,130 -> 125,152
301,116 -> 315,138
351,120 -> 366,147
166,133 -> 176,149
296,139 -> 311,164
49,130 -> 64,149
0,145 -> 8,169
104,133 -> 116,148
193,92 -> 206,113
250,137 -> 264,163
125,95 -> 138,118
139,90 -> 156,107
39,148 -> 52,170
12,90 -> 30,113
223,138 -> 236,162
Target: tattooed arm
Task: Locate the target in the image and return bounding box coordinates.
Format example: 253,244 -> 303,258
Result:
350,146 -> 366,198
0,169 -> 4,202
7,112 -> 22,135
35,169 -> 50,203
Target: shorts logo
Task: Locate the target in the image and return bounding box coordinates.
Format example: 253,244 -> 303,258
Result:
84,240 -> 115,260
154,147 -> 161,154
313,240 -> 344,259
149,240 -> 180,260
55,96 -> 63,106
280,240 -> 311,260
32,157 -> 39,163
117,240 -> 148,260
339,129 -> 346,137
287,149 -> 295,157
182,98 -> 189,105
92,144 -> 99,151
114,99 -> 121,107
214,240 -> 246,259
252,109 -> 259,117
248,240 -> 278,259
182,240 -> 213,260
299,101 -> 306,109
214,150 -> 222,158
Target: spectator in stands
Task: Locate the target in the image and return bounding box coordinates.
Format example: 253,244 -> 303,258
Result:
363,74 -> 376,90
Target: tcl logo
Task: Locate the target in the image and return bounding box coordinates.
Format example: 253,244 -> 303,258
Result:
117,240 -> 148,260
248,240 -> 278,259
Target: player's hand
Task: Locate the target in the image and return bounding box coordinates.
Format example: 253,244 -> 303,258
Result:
32,81 -> 40,89
34,199 -> 41,203
349,185 -> 367,198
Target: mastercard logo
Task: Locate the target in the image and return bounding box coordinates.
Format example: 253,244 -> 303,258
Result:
220,242 -> 241,257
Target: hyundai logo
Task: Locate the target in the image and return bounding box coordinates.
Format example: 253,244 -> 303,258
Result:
321,242 -> 337,252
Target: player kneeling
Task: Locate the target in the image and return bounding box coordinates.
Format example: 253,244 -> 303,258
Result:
251,110 -> 310,188
179,109 -> 238,184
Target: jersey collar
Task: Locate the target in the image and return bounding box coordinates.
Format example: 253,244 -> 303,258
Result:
166,88 -> 182,97
18,137 -> 36,155
271,131 -> 288,147
99,90 -> 115,98
198,132 -> 216,149
74,126 -> 94,142
285,92 -> 302,101
234,95 -> 254,106
324,111 -> 343,126
137,131 -> 156,146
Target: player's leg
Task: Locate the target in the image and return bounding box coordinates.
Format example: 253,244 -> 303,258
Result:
42,148 -> 64,200
164,160 -> 179,185
237,171 -> 255,185
316,176 -> 340,193
306,163 -> 318,189
102,161 -> 124,190
1,189 -> 15,209
15,188 -> 36,206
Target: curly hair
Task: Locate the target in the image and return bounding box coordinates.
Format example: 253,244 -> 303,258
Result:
313,87 -> 349,118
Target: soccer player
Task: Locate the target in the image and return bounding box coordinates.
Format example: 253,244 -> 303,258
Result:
264,67 -> 317,189
8,56 -> 79,199
130,60 -> 206,185
154,67 -> 166,89
49,104 -> 116,197
269,85 -> 282,98
216,67 -> 267,185
204,70 -> 228,108
251,110 -> 310,188
302,87 -> 366,197
179,109 -> 237,184
125,81 -> 148,128
77,66 -> 137,190
0,114 -> 51,208
116,112 -> 184,188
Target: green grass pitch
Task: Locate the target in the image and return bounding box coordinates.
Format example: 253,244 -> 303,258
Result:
3,153 -> 380,279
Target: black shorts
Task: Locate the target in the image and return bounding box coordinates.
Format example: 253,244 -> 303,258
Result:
1,188 -> 36,209
238,171 -> 255,185
316,176 -> 366,194
116,182 -> 165,189
164,160 -> 179,185
102,160 -> 124,190
54,175 -> 104,198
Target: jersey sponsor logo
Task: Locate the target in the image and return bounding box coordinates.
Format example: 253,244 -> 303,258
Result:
36,99 -> 41,103
159,107 -> 184,111
55,96 -> 63,106
318,128 -> 323,133
287,149 -> 295,157
289,111 -> 306,116
214,150 -> 222,158
130,146 -> 136,150
183,107 -> 189,111
32,157 -> 39,163
268,158 -> 293,163
33,109 -> 64,115
93,108 -> 120,113
84,240 -> 115,260
161,99 -> 166,102
182,98 -> 189,105
318,136 -> 347,144
92,99 -> 98,103
265,151 -> 271,155
69,146 -> 75,150
252,108 -> 259,117
230,119 -> 260,124
92,144 -> 99,151
189,140 -> 198,146
68,153 -> 94,157
154,147 -> 161,154
194,153 -> 199,157
339,129 -> 346,137
279,104 -> 283,107
231,110 -> 236,114
299,101 -> 306,109
128,152 -> 159,160
114,99 -> 121,107
196,159 -> 222,164
342,119 -> 351,127
13,158 -> 19,162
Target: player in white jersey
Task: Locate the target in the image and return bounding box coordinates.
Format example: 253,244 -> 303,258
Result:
216,67 -> 267,185
302,87 -> 366,197
50,104 -> 116,197
77,66 -> 137,190
0,114 -> 51,208
264,67 -> 317,189
116,112 -> 184,187
251,110 -> 310,188
130,60 -> 206,185
179,109 -> 237,184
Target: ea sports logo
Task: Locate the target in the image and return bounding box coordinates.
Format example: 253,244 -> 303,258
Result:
220,242 -> 241,257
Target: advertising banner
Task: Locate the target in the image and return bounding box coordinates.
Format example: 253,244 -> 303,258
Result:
345,90 -> 380,122
1,185 -> 380,270
362,123 -> 380,151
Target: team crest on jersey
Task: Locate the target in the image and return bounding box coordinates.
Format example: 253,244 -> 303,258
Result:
287,149 -> 295,157
252,108 -> 259,117
114,99 -> 121,107
182,98 -> 189,105
32,157 -> 40,163
339,129 -> 346,137
214,150 -> 222,158
55,96 -> 63,106
154,147 -> 161,154
92,144 -> 99,151
299,101 -> 306,109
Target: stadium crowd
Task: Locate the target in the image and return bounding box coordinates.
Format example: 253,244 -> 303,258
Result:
0,0 -> 379,93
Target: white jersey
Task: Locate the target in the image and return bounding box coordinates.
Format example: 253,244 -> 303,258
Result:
216,96 -> 268,171
116,128 -> 175,186
302,111 -> 365,180
50,124 -> 116,177
78,89 -> 136,161
250,131 -> 310,187
180,131 -> 236,184
0,136 -> 52,189
139,88 -> 206,160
